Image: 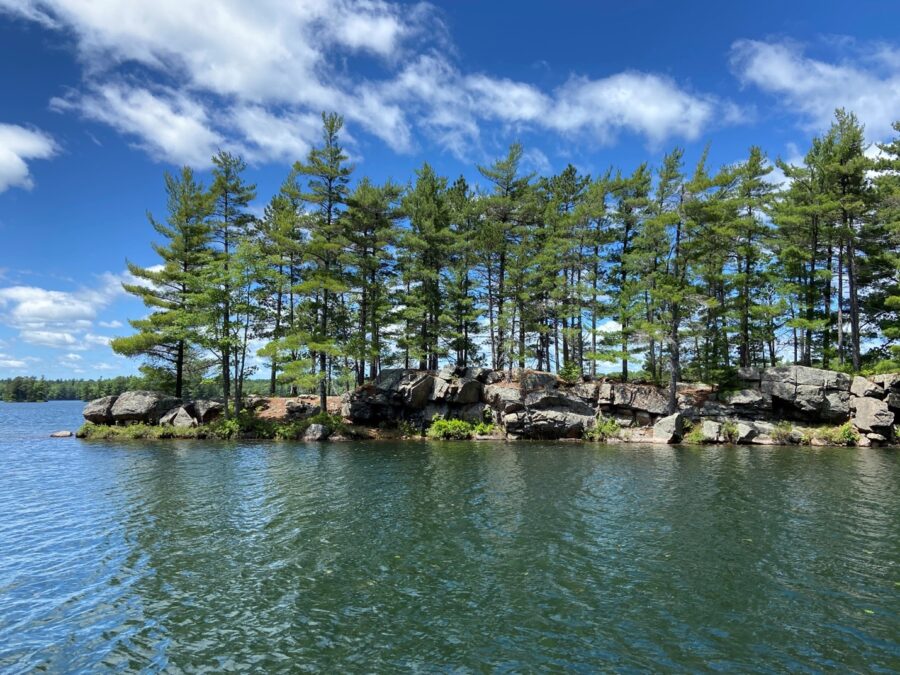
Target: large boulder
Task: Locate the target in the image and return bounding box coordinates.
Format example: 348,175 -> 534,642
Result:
285,400 -> 320,420
483,383 -> 524,414
450,377 -> 482,404
160,406 -> 198,428
524,388 -> 594,416
524,409 -> 594,439
850,376 -> 881,399
303,423 -> 330,441
520,372 -> 558,393
653,413 -> 684,443
760,366 -> 851,421
852,397 -> 895,432
83,395 -> 118,424
193,400 -> 224,424
110,391 -> 181,424
400,372 -> 433,409
610,383 -> 669,415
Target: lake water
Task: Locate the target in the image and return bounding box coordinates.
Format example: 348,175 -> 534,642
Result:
1,401 -> 898,672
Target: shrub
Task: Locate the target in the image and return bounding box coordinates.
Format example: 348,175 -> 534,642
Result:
273,412 -> 347,440
683,424 -> 705,445
720,420 -> 740,444
559,361 -> 582,385
473,422 -> 496,436
772,421 -> 794,444
816,423 -> 860,447
584,415 -> 620,441
397,420 -> 421,438
426,415 -> 475,440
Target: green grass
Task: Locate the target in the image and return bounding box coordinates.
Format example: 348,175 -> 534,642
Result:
814,422 -> 860,446
77,411 -> 350,441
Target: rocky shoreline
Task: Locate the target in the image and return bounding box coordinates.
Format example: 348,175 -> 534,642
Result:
78,365 -> 899,447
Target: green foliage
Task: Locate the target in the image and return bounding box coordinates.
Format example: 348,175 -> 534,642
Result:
772,421 -> 794,444
40,108 -> 900,412
473,422 -> 496,435
683,427 -> 706,445
426,416 -> 476,440
558,361 -> 581,384
397,420 -> 421,438
77,422 -> 206,440
720,420 -> 740,443
816,423 -> 860,446
77,410 -> 349,442
584,415 -> 620,441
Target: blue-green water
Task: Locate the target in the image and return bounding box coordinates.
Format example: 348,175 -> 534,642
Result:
1,401 -> 898,672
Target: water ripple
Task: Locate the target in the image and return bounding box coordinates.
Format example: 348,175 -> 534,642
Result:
0,403 -> 898,672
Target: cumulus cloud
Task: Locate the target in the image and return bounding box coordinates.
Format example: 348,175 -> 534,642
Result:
2,0 -> 740,163
0,123 -> 57,192
0,271 -> 131,350
731,38 -> 900,140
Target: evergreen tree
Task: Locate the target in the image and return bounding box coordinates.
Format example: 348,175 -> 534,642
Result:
111,167 -> 212,398
292,112 -> 353,410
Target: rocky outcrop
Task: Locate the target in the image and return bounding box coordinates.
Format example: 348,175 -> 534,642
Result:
110,391 -> 181,424
851,397 -> 894,432
160,406 -> 197,428
82,395 -> 118,424
83,365 -> 898,446
653,413 -> 684,443
339,364 -> 897,445
193,400 -> 224,424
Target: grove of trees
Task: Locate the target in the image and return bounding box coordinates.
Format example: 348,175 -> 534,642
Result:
112,109 -> 900,416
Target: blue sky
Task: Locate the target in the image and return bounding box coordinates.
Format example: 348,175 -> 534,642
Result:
1,0 -> 899,378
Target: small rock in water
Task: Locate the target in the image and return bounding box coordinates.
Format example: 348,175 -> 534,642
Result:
50,430 -> 73,438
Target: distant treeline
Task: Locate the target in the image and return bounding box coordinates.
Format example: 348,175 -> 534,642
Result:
0,376 -> 280,402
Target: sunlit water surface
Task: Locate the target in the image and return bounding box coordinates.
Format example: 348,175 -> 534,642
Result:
0,401 -> 898,672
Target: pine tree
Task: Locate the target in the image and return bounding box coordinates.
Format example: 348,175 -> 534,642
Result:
345,177 -> 402,381
111,167 -> 212,398
293,112 -> 353,409
399,163 -> 452,370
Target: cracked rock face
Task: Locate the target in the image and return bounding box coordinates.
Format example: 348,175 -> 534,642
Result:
852,397 -> 895,432
82,395 -> 118,424
110,391 -> 182,424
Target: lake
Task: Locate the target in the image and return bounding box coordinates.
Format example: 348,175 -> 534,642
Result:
1,401 -> 898,672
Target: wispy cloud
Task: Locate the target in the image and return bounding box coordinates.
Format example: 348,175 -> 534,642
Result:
731,37 -> 900,140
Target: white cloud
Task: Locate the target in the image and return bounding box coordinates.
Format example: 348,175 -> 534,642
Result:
0,123 -> 57,192
84,333 -> 112,347
731,38 -> 900,140
0,271 -> 131,350
0,353 -> 27,369
3,0 -> 739,163
19,330 -> 78,348
99,319 -> 122,328
52,84 -> 224,167
62,352 -> 82,361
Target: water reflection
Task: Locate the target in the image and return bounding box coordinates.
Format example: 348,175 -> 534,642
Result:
0,404 -> 898,672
